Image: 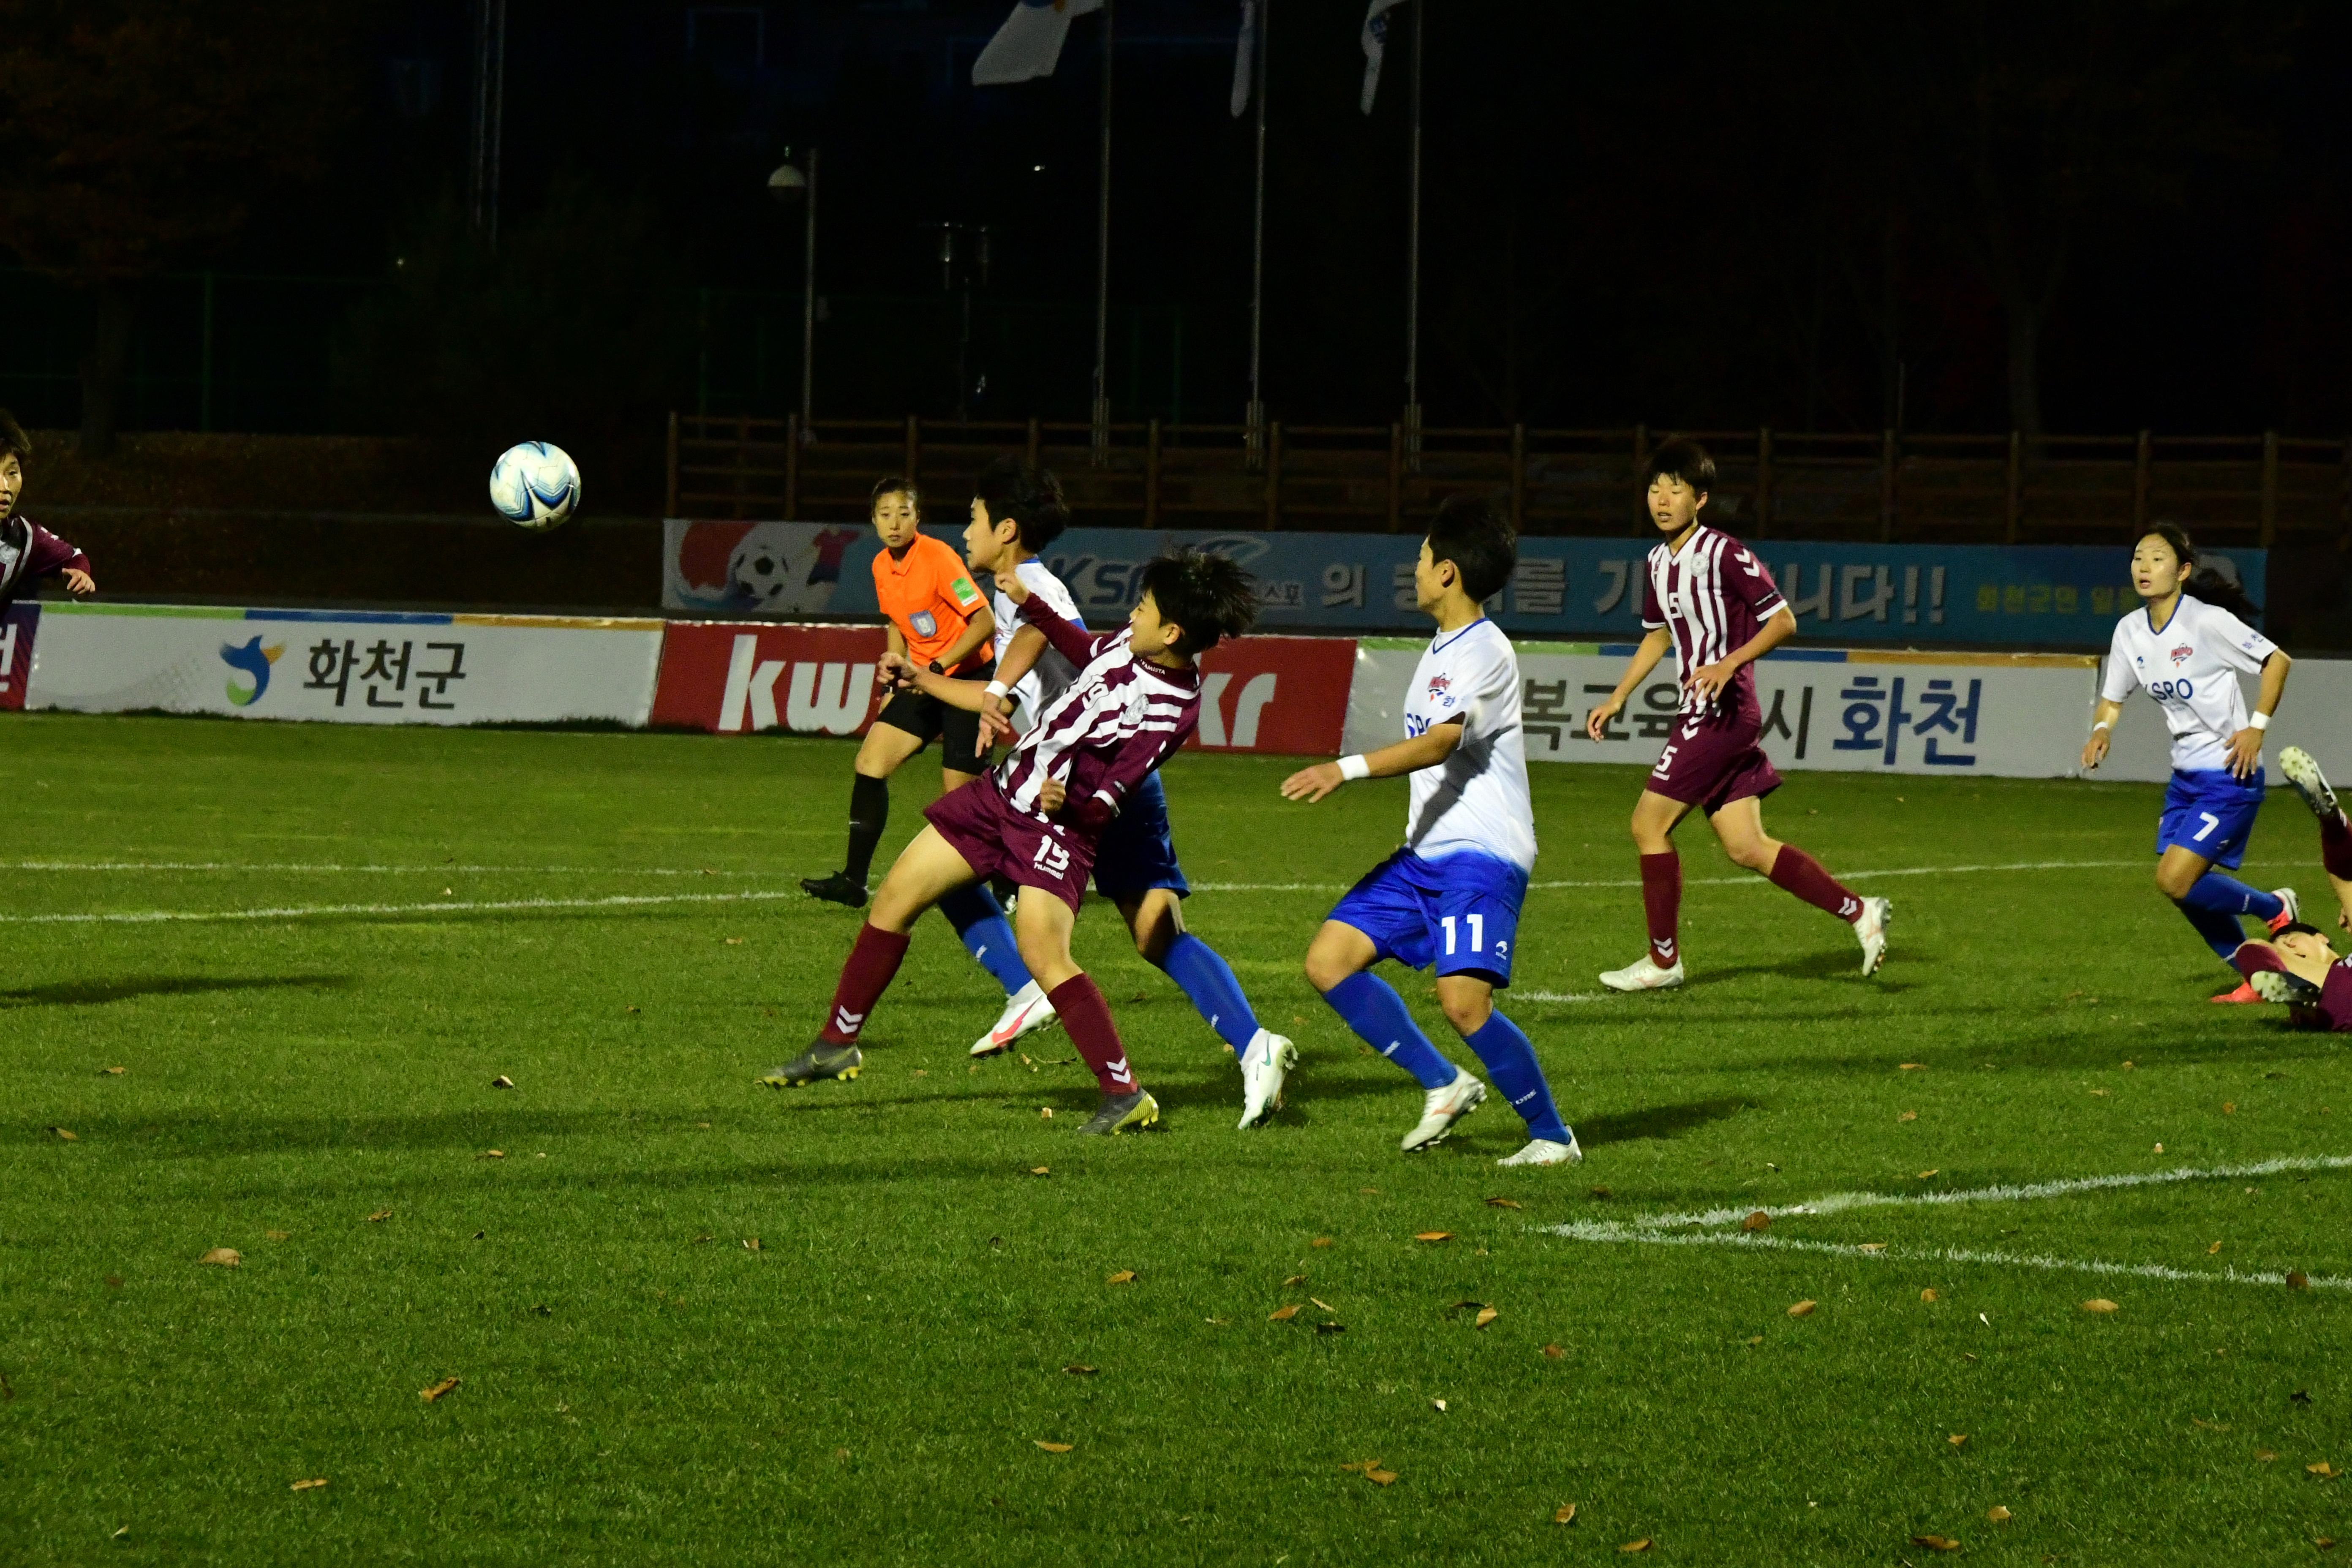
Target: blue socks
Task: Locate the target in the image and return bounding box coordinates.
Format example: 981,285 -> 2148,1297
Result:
2175,872 -> 2283,961
1156,934 -> 1259,1055
939,885 -> 1033,998
1462,1010 -> 1571,1143
1323,971 -> 1456,1091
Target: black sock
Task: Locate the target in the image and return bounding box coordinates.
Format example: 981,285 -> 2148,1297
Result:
844,773 -> 889,882
990,873 -> 1019,906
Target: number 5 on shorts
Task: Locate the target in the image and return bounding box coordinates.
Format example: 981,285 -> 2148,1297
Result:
2194,811 -> 2221,843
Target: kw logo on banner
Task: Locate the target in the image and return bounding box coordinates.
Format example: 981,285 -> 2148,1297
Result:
1196,672 -> 1277,748
717,635 -> 874,734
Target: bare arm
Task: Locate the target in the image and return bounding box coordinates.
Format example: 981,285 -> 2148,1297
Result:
1585,627 -> 1674,742
1688,607 -> 1796,705
933,602 -> 996,671
1279,720 -> 1463,804
2225,649 -> 2291,780
2080,696 -> 2126,771
880,657 -> 990,713
885,624 -> 907,664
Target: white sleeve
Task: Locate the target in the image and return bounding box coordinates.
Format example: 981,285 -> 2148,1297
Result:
2098,621 -> 2138,704
1456,634 -> 1517,746
1020,563 -> 1087,631
2201,606 -> 2278,675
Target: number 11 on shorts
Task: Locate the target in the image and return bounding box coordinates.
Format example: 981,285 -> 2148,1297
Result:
1440,913 -> 1485,955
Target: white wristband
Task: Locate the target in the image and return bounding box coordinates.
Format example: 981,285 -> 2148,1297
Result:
985,680 -> 1010,700
1337,754 -> 1372,782
2091,720 -> 2112,733
2251,711 -> 2270,732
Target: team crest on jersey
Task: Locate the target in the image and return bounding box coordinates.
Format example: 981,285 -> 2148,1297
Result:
912,611 -> 938,638
2170,643 -> 2193,666
1426,672 -> 1455,705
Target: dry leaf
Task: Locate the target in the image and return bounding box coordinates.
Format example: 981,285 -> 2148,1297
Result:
290,1478 -> 327,1492
2082,1298 -> 2119,1313
102,1066 -> 125,1075
1033,1441 -> 1073,1454
1987,1505 -> 2012,1523
2288,1271 -> 2312,1290
742,1238 -> 761,1251
1064,1364 -> 1097,1376
2223,1101 -> 2235,1113
1543,1343 -> 1565,1359
1788,1300 -> 1817,1318
367,1210 -> 392,1223
1741,1210 -> 1771,1232
2258,1449 -> 2279,1462
419,1377 -> 460,1402
691,1234 -> 713,1244
1916,1169 -> 1940,1179
1312,1236 -> 1333,1248
266,1230 -> 290,1242
1486,1196 -> 1523,1209
2154,1143 -> 2164,1153
1474,1307 -> 1500,1329
1269,1304 -> 1301,1322
479,1149 -> 506,1160
199,1248 -> 240,1267
626,1005 -> 640,1014
1339,1460 -> 1380,1473
1948,1433 -> 1968,1447
1106,1270 -> 1137,1285
491,1075 -> 514,1089
1555,1503 -> 1577,1525
1365,1467 -> 1397,1485
1922,1288 -> 1938,1302
1040,1108 -> 1054,1119
2122,1059 -> 2135,1069
1415,1231 -> 1454,1243
2312,1462 -> 2342,1478
2317,1539 -> 2337,1551
2089,1088 -> 2110,1097
1284,1274 -> 1307,1287
1898,1111 -> 1918,1123
1619,1540 -> 1652,1554
1912,1535 -> 1962,1553
1030,1166 -> 1051,1177
1900,1062 -> 1925,1070
1746,1335 -> 1764,1345
725,937 -> 744,945
2209,1241 -> 2223,1254
1432,1397 -> 1447,1412
1361,1186 -> 1382,1195
1311,1297 -> 1337,1312
47,1127 -> 76,1141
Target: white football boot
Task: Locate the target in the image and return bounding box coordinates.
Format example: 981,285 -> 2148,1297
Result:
969,979 -> 1059,1058
2279,746 -> 2339,822
1236,1029 -> 1298,1129
1854,896 -> 1892,976
1400,1070 -> 1486,1152
1598,954 -> 1685,992
1497,1133 -> 1583,1167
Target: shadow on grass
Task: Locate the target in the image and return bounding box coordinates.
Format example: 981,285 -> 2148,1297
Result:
1682,949 -> 1928,990
1578,1097 -> 1756,1146
0,974 -> 354,1008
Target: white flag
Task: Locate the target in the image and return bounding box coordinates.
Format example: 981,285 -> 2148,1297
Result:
973,0 -> 1105,87
1230,0 -> 1257,117
1360,0 -> 1407,114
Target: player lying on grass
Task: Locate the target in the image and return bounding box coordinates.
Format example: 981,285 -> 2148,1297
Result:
0,410 -> 96,605
800,474 -> 1056,1059
1584,439 -> 1886,991
762,549 -> 1259,1136
2081,523 -> 2295,1001
2278,746 -> 2352,930
968,477 -> 1298,1126
2225,925 -> 2351,1027
1282,496 -> 1580,1167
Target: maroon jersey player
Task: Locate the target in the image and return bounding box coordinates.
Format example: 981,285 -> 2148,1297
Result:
0,411 -> 96,605
760,548 -> 1258,1135
1584,439 -> 1887,990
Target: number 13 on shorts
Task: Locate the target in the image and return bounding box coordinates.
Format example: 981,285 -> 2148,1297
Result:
1440,913 -> 1485,954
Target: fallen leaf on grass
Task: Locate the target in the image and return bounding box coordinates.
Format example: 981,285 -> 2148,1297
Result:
1948,1434 -> 1968,1448
2122,1060 -> 2135,1069
1555,1503 -> 1577,1525
1741,1211 -> 1771,1232
102,1066 -> 125,1075
1900,1062 -> 1925,1070
692,1234 -> 713,1244
1039,1108 -> 1053,1120
1030,1167 -> 1051,1177
2209,1241 -> 2224,1254
1788,1300 -> 1816,1318
1474,1307 -> 1500,1329
1432,1398 -> 1447,1412
2154,1143 -> 2164,1153
742,1239 -> 762,1251
626,1006 -> 640,1015
1543,1344 -> 1565,1358
1106,1270 -> 1137,1285
2224,1101 -> 2236,1114
2312,1462 -> 2342,1479
1916,1169 -> 1940,1179
2258,1450 -> 2279,1462
1415,1232 -> 1454,1243
1284,1274 -> 1307,1287
419,1377 -> 460,1402
1311,1297 -> 1337,1312
2289,1271 -> 2312,1290
266,1230 -> 290,1242
199,1248 -> 240,1267
724,937 -> 744,946
1034,1441 -> 1073,1454
1361,1186 -> 1382,1195
1486,1196 -> 1522,1209
290,1478 -> 327,1492
1921,1289 -> 1938,1302
1270,1305 -> 1302,1322
491,1075 -> 514,1089
46,1127 -> 75,1141
1912,1535 -> 1962,1552
1312,1236 -> 1333,1248
2082,1298 -> 2119,1313
1339,1460 -> 1382,1473
1746,1335 -> 1764,1346
367,1210 -> 392,1223
1898,1111 -> 1918,1123
1987,1505 -> 2011,1523
1619,1540 -> 1652,1554
1064,1365 -> 1097,1376
2089,1088 -> 2110,1097
1364,1467 -> 1396,1485
2317,1538 -> 2337,1551
478,1149 -> 506,1160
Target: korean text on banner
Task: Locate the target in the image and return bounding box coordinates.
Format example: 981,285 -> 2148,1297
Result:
650,623 -> 888,735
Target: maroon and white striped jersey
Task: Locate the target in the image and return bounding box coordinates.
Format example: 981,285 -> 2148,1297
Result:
1641,525 -> 1788,719
994,594 -> 1200,835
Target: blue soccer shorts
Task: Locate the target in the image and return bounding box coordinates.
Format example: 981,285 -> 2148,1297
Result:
1092,771 -> 1191,901
1327,847 -> 1527,987
2157,766 -> 2266,870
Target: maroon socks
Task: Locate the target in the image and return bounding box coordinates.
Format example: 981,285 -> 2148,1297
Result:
1769,844 -> 1863,923
1639,851 -> 1681,966
2322,812 -> 2352,881
1048,975 -> 1138,1094
820,924 -> 911,1043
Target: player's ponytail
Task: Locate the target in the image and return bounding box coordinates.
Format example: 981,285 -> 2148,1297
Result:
2142,521 -> 2264,625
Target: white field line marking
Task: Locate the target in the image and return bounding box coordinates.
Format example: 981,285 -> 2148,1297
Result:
2,860 -> 784,877
1193,856 -> 2145,894
1514,991 -> 1609,1004
0,890 -> 807,926
1552,1224 -> 2352,1293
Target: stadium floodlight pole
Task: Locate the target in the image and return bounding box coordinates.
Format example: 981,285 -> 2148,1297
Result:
1403,0 -> 1422,471
1090,0 -> 1116,466
468,0 -> 507,249
768,150 -> 819,441
1245,0 -> 1269,470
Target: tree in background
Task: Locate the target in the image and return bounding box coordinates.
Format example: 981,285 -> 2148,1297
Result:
0,0 -> 360,456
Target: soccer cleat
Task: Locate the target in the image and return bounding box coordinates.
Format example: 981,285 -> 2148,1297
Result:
1236,1030 -> 1298,1129
759,1043 -> 863,1087
1598,955 -> 1685,992
1401,1070 -> 1486,1153
1497,1133 -> 1584,1167
2249,969 -> 2322,1005
2267,886 -> 2301,935
2210,980 -> 2263,1004
2279,746 -> 2339,823
1854,895 -> 1892,976
800,871 -> 869,909
1077,1089 -> 1160,1135
969,980 -> 1059,1057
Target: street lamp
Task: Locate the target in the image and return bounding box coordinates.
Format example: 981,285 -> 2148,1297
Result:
768,149 -> 817,440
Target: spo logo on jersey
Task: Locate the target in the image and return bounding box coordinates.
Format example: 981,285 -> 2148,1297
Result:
2149,678 -> 2197,702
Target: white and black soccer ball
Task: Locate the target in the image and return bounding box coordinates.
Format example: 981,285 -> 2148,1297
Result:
489,441 -> 582,531
728,522 -> 807,608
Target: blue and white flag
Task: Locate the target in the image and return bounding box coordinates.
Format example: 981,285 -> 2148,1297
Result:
973,0 -> 1105,86
1230,0 -> 1257,117
1360,0 -> 1408,114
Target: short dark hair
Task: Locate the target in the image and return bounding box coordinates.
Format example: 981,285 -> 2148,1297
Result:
973,455 -> 1069,552
1424,494 -> 1516,603
0,409 -> 29,465
2276,921 -> 2325,940
1644,438 -> 1715,496
869,475 -> 920,513
1138,548 -> 1258,657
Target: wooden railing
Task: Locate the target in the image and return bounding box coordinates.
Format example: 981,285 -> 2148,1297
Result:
667,414 -> 2352,547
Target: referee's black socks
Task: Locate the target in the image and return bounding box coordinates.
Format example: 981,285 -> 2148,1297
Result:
844,773 -> 890,885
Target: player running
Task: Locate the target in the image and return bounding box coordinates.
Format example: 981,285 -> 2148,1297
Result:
1282,496 -> 1580,1167
2081,523 -> 2295,998
0,411 -> 96,606
761,548 -> 1258,1137
965,461 -> 1298,1126
1585,440 -> 1887,991
798,475 -> 1055,1057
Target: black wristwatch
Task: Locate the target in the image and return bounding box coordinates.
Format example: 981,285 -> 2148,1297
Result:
927,660 -> 946,675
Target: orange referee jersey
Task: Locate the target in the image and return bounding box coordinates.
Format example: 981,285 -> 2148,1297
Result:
873,532 -> 989,672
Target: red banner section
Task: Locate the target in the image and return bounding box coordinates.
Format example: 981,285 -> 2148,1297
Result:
650,622 -> 889,735
1187,635 -> 1353,755
0,605 -> 38,712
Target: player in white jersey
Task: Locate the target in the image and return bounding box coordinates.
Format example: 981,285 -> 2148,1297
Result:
1284,496 -> 1579,1166
2081,523 -> 2296,997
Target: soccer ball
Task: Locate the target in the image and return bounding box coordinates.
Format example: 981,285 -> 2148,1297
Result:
489,441 -> 582,531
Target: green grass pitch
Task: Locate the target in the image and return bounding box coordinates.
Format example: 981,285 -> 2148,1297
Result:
4,712 -> 2350,1564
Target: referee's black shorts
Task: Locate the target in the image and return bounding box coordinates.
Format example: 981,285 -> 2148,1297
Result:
871,660 -> 993,774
